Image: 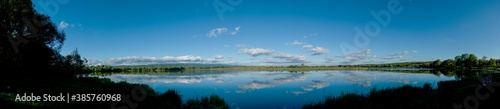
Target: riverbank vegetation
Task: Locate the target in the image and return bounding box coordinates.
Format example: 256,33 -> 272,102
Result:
85,53 -> 500,77
303,73 -> 500,109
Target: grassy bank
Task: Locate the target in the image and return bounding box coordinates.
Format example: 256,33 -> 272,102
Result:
0,77 -> 229,109
303,73 -> 500,109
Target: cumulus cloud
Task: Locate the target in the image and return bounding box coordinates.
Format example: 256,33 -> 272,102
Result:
231,26 -> 240,35
105,55 -> 211,65
334,49 -> 418,64
59,21 -> 69,29
237,46 -> 310,64
381,50 -> 416,60
207,55 -> 225,63
302,45 -> 313,49
288,40 -> 305,45
58,21 -> 81,29
207,26 -> 241,37
264,53 -> 308,63
336,48 -> 374,64
289,40 -> 329,55
310,47 -> 329,55
238,48 -> 274,57
85,59 -> 102,66
207,28 -> 228,37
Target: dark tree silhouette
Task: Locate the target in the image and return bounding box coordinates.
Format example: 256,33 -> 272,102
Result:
1,0 -> 86,77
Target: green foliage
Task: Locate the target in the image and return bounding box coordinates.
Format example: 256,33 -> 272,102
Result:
185,94 -> 230,109
490,58 -> 497,67
1,0 -> 90,77
52,48 -> 89,75
441,59 -> 455,68
431,59 -> 441,68
303,84 -> 436,109
158,89 -> 182,109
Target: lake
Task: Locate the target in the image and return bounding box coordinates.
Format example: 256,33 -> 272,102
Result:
102,70 -> 456,109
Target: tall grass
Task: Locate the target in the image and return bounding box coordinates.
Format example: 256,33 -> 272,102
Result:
303,83 -> 436,109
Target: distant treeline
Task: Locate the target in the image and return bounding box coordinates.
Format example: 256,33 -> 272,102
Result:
87,65 -> 187,73
429,53 -> 498,70
86,53 -> 500,75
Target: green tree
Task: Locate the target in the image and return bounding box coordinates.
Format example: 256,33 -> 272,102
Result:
466,54 -> 478,68
479,56 -> 488,67
431,59 -> 441,68
455,55 -> 465,67
0,0 -> 91,77
441,59 -> 455,69
1,0 -> 65,73
489,58 -> 497,67
66,48 -> 87,74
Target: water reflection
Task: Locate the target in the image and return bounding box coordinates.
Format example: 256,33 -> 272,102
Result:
236,73 -> 307,93
103,71 -> 456,109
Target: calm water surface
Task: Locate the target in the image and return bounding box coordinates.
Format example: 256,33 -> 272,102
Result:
103,71 -> 455,109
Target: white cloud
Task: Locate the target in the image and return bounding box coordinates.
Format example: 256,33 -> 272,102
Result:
310,47 -> 329,55
163,55 -> 202,61
85,59 -> 102,66
289,40 -> 329,55
105,55 -> 211,65
207,26 -> 241,37
238,48 -> 274,57
264,53 -> 308,63
334,49 -> 418,64
381,50 -> 416,60
336,48 -> 374,64
58,21 -> 81,29
302,45 -> 313,49
214,55 -> 224,59
207,28 -> 228,37
59,21 -> 69,29
289,40 -> 305,45
238,46 -> 310,64
231,26 -> 240,35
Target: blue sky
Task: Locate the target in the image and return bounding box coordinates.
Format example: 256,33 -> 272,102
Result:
33,0 -> 500,66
